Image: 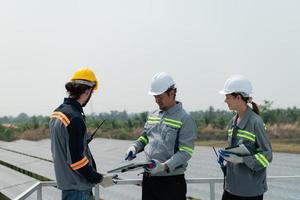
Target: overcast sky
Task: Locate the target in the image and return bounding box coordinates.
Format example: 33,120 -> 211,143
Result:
0,0 -> 299,117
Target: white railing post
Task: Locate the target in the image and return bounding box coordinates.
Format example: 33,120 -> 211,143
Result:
94,184 -> 100,200
209,182 -> 215,200
13,176 -> 300,200
36,184 -> 42,200
13,182 -> 41,200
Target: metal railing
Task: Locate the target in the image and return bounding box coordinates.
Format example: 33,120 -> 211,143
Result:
13,176 -> 300,200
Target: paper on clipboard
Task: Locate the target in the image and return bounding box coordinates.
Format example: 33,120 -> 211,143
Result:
107,161 -> 149,174
225,144 -> 251,155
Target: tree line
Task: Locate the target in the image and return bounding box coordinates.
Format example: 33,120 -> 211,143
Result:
1,101 -> 300,141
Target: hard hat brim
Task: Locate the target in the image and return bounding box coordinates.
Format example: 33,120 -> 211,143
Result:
148,90 -> 165,96
219,90 -> 231,95
219,90 -> 252,97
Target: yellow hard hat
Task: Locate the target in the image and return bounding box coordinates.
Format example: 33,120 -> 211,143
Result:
71,67 -> 99,90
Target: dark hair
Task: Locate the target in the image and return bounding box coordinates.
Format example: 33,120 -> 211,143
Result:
65,82 -> 93,100
165,85 -> 177,99
231,93 -> 260,115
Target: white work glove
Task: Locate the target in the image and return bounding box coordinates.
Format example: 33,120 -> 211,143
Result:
99,175 -> 114,188
219,150 -> 243,164
125,146 -> 136,161
144,159 -> 166,174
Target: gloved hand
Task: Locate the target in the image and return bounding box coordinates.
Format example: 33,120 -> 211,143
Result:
219,150 -> 243,164
217,150 -> 227,175
99,175 -> 115,188
217,152 -> 225,167
144,159 -> 166,174
125,146 -> 136,161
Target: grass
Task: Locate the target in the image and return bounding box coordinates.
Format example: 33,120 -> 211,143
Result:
0,193 -> 10,200
270,139 -> 300,154
196,140 -> 227,147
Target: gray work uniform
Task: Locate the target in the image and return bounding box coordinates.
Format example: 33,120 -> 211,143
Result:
225,107 -> 273,197
49,98 -> 102,191
133,102 -> 197,176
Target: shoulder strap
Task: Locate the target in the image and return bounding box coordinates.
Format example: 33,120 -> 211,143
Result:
174,127 -> 181,153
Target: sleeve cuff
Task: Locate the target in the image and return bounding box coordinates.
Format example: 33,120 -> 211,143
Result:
164,160 -> 176,172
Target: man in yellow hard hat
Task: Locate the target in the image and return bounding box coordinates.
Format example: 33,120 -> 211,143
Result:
49,67 -> 113,200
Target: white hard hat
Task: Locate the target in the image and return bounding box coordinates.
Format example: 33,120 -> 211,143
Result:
148,72 -> 175,95
219,75 -> 253,97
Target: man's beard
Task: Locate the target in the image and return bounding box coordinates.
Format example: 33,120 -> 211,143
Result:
82,93 -> 92,107
159,105 -> 167,111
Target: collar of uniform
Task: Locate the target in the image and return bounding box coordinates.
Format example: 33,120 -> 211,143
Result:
236,106 -> 252,129
160,101 -> 182,115
63,98 -> 84,113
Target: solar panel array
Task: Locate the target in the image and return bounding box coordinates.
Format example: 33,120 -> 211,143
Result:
0,139 -> 299,200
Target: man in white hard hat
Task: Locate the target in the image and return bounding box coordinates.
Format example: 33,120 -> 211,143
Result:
125,72 -> 197,200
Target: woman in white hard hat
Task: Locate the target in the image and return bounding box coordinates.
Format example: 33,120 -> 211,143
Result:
218,75 -> 273,200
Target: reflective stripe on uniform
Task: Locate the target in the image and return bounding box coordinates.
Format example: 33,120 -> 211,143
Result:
163,118 -> 183,126
147,117 -> 161,124
237,130 -> 256,142
70,156 -> 89,170
255,153 -> 269,167
51,112 -> 70,127
162,121 -> 181,128
138,135 -> 149,145
237,134 -> 255,142
148,117 -> 161,121
163,118 -> 183,128
179,146 -> 193,156
227,128 -> 233,137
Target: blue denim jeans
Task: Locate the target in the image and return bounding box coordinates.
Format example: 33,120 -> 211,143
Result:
62,189 -> 93,200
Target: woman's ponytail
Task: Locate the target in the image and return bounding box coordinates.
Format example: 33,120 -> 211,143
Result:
233,92 -> 260,115
251,101 -> 260,115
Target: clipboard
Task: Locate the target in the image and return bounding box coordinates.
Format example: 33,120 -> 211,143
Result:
107,162 -> 150,174
225,144 -> 251,156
